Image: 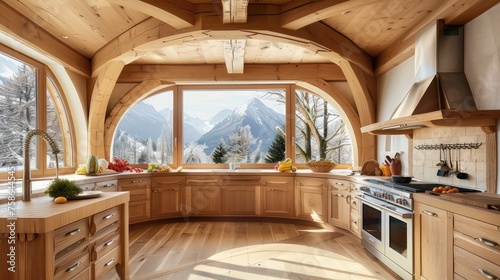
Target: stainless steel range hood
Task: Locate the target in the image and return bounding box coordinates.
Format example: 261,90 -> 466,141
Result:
391,20 -> 476,119
361,20 -> 500,135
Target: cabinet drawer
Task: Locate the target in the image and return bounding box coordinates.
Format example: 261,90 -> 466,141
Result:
54,250 -> 90,280
454,214 -> 500,257
120,185 -> 149,201
327,179 -> 349,191
186,177 -> 221,186
93,245 -> 121,277
95,180 -> 118,192
55,238 -> 89,266
91,206 -> 120,235
454,230 -> 500,266
92,229 -> 120,262
54,218 -> 89,257
454,245 -> 500,280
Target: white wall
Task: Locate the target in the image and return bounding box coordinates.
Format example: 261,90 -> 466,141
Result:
376,3 -> 500,191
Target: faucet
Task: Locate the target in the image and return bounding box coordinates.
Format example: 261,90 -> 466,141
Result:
23,129 -> 60,201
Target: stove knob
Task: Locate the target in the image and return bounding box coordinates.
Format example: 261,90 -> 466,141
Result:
386,194 -> 394,201
375,192 -> 381,198
396,198 -> 402,204
401,199 -> 408,206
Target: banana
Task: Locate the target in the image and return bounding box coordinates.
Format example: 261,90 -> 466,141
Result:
278,161 -> 292,172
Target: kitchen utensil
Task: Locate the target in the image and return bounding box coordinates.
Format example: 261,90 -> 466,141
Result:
448,148 -> 454,176
455,148 -> 468,179
437,147 -> 449,176
389,152 -> 401,175
436,148 -> 444,166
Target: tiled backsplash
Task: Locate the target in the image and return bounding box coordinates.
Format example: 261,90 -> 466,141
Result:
412,127 -> 486,190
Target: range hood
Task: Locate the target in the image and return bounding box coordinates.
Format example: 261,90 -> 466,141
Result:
362,20 -> 500,135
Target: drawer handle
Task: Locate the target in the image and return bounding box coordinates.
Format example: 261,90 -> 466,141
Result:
102,184 -> 116,188
105,258 -> 116,267
104,239 -> 116,246
335,182 -> 344,186
422,210 -> 437,217
475,237 -> 500,249
477,269 -> 499,280
67,228 -> 81,236
66,261 -> 81,272
103,214 -> 114,220
132,180 -> 142,183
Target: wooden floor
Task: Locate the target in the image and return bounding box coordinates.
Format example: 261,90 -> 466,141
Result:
103,219 -> 400,280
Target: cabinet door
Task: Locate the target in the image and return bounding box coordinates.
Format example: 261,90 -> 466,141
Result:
295,178 -> 327,221
118,177 -> 151,223
414,202 -> 453,280
151,177 -> 184,218
260,176 -> 293,217
185,177 -> 221,215
326,179 -> 350,228
221,176 -> 259,215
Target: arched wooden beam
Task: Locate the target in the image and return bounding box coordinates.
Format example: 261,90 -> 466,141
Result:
88,60 -> 125,158
91,15 -> 373,77
89,16 -> 376,158
104,80 -> 174,160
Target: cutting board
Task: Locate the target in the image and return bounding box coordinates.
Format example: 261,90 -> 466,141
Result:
439,193 -> 500,210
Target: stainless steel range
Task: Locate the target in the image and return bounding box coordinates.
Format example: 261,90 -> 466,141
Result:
357,178 -> 480,280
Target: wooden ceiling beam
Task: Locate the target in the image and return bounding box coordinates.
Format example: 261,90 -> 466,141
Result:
0,1 -> 90,77
117,64 -> 345,83
281,0 -> 382,30
222,0 -> 249,24
375,0 -> 498,77
107,0 -> 195,29
223,39 -> 246,74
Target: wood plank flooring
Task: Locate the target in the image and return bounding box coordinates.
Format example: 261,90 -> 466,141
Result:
103,219 -> 400,280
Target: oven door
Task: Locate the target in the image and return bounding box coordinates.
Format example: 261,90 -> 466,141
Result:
359,195 -> 384,253
384,204 -> 413,274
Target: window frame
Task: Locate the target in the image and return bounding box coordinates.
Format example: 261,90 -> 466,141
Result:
111,84 -> 354,170
0,44 -> 75,180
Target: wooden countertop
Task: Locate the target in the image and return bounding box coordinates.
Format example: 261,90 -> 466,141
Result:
414,193 -> 500,226
0,192 -> 129,234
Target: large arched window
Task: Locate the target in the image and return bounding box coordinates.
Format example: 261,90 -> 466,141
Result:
0,45 -> 74,181
112,84 -> 352,168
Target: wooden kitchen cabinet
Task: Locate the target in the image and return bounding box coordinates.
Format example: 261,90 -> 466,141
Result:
349,182 -> 363,237
185,176 -> 222,215
0,193 -> 129,280
414,202 -> 453,280
221,176 -> 259,215
453,214 -> 500,279
295,177 -> 327,221
326,179 -> 350,228
260,176 -> 294,217
118,176 -> 151,223
151,176 -> 185,218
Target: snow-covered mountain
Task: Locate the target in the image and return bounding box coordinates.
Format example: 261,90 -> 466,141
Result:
117,102 -> 171,142
197,97 -> 285,155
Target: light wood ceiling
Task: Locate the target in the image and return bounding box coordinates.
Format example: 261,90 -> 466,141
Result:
1,0 -> 497,76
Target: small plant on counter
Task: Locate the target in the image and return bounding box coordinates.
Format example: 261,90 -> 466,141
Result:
45,178 -> 83,199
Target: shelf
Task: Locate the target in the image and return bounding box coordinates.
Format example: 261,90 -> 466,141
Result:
361,109 -> 500,135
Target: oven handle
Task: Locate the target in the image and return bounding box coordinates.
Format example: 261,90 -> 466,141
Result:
357,195 -> 413,219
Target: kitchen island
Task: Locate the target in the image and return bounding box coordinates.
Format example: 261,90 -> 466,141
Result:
0,192 -> 130,280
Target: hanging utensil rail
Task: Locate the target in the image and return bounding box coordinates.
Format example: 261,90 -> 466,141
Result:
414,142 -> 482,150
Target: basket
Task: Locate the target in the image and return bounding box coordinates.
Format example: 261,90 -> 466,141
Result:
307,161 -> 337,172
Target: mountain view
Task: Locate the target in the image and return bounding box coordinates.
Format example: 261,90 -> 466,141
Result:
113,97 -> 285,163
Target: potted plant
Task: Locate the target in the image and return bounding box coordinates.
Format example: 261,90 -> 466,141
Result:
44,178 -> 83,199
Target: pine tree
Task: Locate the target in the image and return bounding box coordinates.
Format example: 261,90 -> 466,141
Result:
211,140 -> 228,163
265,132 -> 286,163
